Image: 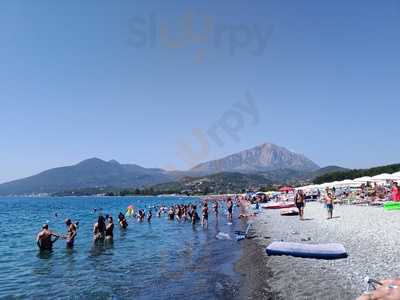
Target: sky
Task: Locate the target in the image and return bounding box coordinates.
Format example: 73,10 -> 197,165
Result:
0,0 -> 399,183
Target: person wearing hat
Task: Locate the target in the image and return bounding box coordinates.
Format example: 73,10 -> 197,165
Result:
36,224 -> 60,251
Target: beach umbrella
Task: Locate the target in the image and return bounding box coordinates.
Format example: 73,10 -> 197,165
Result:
354,176 -> 372,183
336,179 -> 354,187
371,173 -> 395,181
391,172 -> 400,180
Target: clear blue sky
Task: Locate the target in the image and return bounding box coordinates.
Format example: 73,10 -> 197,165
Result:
1,0 -> 399,183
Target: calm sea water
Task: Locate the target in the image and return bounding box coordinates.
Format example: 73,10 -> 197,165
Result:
0,196 -> 245,300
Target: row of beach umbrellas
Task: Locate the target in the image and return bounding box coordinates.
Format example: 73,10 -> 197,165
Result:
296,172 -> 400,191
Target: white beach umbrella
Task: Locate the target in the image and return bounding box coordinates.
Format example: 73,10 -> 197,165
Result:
391,172 -> 400,180
354,176 -> 372,183
336,179 -> 355,187
371,173 -> 395,181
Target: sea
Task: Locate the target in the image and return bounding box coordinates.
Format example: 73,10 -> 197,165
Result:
0,196 -> 246,300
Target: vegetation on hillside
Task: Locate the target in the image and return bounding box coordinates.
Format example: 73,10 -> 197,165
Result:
313,163 -> 400,184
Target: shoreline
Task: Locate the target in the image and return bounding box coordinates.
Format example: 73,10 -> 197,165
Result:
234,201 -> 400,300
234,199 -> 279,300
235,237 -> 279,300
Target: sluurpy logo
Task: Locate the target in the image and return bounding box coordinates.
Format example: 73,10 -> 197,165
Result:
128,11 -> 274,63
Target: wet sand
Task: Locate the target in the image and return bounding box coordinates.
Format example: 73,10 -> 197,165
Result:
236,202 -> 400,300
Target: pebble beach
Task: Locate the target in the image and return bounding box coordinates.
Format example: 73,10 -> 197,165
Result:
236,202 -> 400,300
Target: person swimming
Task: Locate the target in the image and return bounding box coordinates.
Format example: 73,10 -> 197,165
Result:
36,224 -> 60,251
63,219 -> 77,249
93,216 -> 106,242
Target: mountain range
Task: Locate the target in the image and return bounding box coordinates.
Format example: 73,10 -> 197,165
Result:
0,143 -> 344,195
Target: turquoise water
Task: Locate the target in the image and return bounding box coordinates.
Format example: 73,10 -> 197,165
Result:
0,196 -> 244,299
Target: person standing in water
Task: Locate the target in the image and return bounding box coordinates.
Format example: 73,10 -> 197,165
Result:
191,205 -> 198,225
147,209 -> 152,223
202,202 -> 208,228
118,212 -> 128,229
294,190 -> 305,220
63,219 -> 77,249
325,192 -> 334,219
213,201 -> 219,217
227,198 -> 233,222
93,216 -> 106,242
105,216 -> 114,241
36,224 -> 60,251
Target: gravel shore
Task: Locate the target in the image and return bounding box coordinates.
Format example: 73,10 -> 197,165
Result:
236,202 -> 400,300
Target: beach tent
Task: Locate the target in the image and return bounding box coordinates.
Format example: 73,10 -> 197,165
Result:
354,176 -> 372,183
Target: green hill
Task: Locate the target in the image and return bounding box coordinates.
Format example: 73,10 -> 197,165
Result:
313,163 -> 400,184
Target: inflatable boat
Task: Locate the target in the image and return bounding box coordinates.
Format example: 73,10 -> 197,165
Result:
266,242 -> 348,260
263,203 -> 296,210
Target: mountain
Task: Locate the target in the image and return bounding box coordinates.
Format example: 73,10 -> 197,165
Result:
190,143 -> 320,174
0,158 -> 173,195
0,143 -> 331,196
150,172 -> 273,195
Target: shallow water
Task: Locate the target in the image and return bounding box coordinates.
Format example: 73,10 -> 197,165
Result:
0,196 -> 244,299
252,202 -> 400,300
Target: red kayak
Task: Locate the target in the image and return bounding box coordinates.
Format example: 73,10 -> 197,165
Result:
263,203 -> 296,209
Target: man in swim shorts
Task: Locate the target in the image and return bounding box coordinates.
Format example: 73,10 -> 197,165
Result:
63,219 -> 77,249
36,224 -> 59,251
294,189 -> 305,220
325,192 -> 334,219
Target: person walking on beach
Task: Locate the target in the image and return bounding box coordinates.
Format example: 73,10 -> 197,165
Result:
36,224 -> 60,251
294,190 -> 305,220
325,192 -> 334,219
63,219 -> 77,249
227,198 -> 233,223
202,202 -> 208,228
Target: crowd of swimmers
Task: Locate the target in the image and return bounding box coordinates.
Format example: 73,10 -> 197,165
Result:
36,197 -> 237,252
